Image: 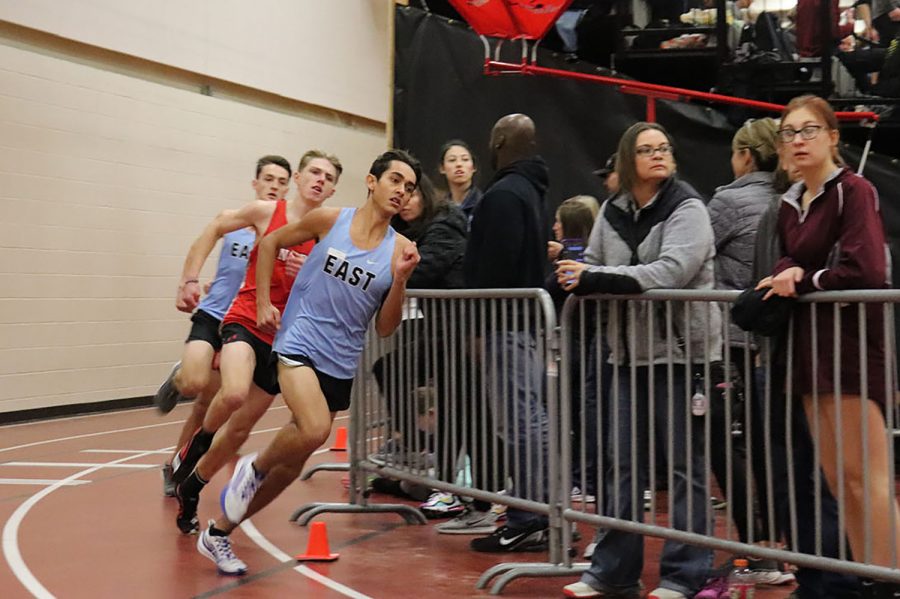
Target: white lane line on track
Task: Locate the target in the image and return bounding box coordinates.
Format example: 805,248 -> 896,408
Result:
239,520 -> 372,599
82,449 -> 173,454
3,450 -> 159,599
0,405 -> 176,429
2,413 -> 356,598
0,404 -> 323,455
0,479 -> 90,487
0,403 -> 349,432
2,462 -> 156,469
0,421 -> 181,455
233,445 -> 374,599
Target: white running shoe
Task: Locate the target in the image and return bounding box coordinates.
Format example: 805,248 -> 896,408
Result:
221,453 -> 263,524
419,492 -> 465,519
435,505 -> 499,535
562,581 -> 602,598
197,521 -> 247,576
571,486 -> 597,504
647,588 -> 686,599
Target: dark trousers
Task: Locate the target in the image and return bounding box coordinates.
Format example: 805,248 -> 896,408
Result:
707,352 -> 759,543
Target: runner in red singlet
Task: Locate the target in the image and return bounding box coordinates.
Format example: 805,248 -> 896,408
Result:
169,150 -> 343,534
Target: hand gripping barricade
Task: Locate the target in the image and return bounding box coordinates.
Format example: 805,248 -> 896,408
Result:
557,289 -> 900,591
290,289 -> 578,593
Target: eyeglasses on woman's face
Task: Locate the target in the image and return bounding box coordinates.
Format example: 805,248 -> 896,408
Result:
776,124 -> 824,143
635,143 -> 673,158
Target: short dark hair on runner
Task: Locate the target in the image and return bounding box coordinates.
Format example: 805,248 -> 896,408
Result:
255,155 -> 292,179
369,149 -> 421,186
297,150 -> 343,181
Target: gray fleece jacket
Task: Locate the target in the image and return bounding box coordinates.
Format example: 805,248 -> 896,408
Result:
583,177 -> 723,366
708,171 -> 776,346
708,171 -> 776,293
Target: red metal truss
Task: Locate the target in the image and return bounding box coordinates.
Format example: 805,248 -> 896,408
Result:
483,60 -> 879,123
442,1 -> 878,123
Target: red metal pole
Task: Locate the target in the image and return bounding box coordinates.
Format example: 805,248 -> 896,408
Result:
647,96 -> 656,123
483,60 -> 879,123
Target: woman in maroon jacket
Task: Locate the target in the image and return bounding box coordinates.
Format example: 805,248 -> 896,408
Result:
758,95 -> 900,584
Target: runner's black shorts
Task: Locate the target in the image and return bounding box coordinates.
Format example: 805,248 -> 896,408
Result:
186,309 -> 223,351
220,322 -> 280,395
276,353 -> 353,412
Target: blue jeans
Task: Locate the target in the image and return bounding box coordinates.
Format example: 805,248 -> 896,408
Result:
486,331 -> 549,528
582,365 -> 712,596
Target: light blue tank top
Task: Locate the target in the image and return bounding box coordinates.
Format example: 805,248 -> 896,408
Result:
197,228 -> 256,320
275,208 -> 396,379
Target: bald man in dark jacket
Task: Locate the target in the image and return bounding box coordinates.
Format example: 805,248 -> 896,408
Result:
463,114 -> 551,553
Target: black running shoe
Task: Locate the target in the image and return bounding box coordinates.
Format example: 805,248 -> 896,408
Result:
154,361 -> 184,414
470,522 -> 549,553
161,464 -> 176,497
171,428 -> 213,486
176,482 -> 200,535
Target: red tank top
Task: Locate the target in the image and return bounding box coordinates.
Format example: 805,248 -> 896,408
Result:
223,200 -> 314,345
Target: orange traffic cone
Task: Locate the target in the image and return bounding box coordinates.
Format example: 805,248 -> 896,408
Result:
295,521 -> 339,562
329,426 -> 348,452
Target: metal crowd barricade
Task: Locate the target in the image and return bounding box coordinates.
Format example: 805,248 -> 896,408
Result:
289,289 -> 574,593
558,289 -> 900,587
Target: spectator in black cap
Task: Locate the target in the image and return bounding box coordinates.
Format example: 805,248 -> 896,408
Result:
593,152 -> 619,198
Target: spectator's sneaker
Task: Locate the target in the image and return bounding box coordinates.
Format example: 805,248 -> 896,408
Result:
197,520 -> 247,576
435,505 -> 498,535
469,521 -> 548,552
490,502 -> 507,522
420,492 -> 465,519
647,588 -> 686,599
571,486 -> 597,504
710,496 -> 728,510
744,558 -> 796,585
694,577 -> 728,599
583,541 -> 597,559
153,361 -> 183,414
562,581 -> 602,598
367,439 -> 401,466
221,453 -> 264,524
171,428 -> 213,486
175,481 -> 200,534
161,464 -> 176,497
562,581 -> 642,598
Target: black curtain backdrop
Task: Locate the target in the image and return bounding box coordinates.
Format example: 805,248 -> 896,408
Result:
394,1 -> 900,447
393,5 -> 899,232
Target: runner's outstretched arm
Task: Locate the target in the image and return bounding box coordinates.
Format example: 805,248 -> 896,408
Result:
375,237 -> 419,337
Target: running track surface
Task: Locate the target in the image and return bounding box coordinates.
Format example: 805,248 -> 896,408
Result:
0,403 -> 796,598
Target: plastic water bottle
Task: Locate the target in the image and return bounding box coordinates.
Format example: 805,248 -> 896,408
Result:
727,558 -> 755,599
691,372 -> 707,416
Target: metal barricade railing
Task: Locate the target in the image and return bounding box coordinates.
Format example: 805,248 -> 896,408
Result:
290,289 -> 573,593
290,287 -> 900,594
559,289 -> 900,589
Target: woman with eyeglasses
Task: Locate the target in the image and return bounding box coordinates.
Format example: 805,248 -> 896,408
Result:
757,95 -> 900,593
557,122 -> 720,599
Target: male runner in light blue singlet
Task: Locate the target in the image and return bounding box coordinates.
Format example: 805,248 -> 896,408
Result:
193,150 -> 421,576
153,155 -> 291,496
